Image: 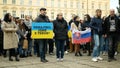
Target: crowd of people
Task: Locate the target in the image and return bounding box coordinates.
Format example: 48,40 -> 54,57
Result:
0,8 -> 120,63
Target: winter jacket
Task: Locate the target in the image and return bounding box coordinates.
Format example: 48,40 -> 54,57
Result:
103,15 -> 120,35
90,17 -> 103,35
53,18 -> 68,40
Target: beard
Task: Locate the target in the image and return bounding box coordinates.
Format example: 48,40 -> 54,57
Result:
97,16 -> 101,19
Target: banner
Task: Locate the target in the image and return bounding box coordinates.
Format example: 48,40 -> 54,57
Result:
31,22 -> 54,39
72,28 -> 91,44
68,26 -> 72,38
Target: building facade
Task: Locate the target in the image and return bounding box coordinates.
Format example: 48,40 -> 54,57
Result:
0,0 -> 110,21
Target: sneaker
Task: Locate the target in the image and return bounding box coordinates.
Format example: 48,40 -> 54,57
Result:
60,58 -> 64,62
49,52 -> 54,55
57,58 -> 60,62
65,51 -> 68,54
115,52 -> 118,56
97,57 -> 103,61
92,57 -> 98,62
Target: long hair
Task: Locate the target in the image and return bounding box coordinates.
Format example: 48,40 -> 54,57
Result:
84,14 -> 91,22
74,16 -> 79,21
3,13 -> 11,23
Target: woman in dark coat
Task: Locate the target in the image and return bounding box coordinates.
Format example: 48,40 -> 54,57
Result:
53,13 -> 68,61
81,14 -> 91,56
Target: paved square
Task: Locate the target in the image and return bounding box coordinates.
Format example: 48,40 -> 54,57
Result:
0,53 -> 120,68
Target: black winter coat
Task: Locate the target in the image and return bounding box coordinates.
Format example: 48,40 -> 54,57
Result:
103,15 -> 120,35
34,14 -> 50,22
53,18 -> 68,40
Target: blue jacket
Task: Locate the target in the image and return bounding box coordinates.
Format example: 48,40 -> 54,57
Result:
90,17 -> 103,35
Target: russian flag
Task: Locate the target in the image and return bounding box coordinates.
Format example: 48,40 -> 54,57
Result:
72,28 -> 91,44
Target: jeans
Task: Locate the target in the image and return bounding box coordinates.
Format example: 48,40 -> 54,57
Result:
34,40 -> 39,56
27,39 -> 32,55
108,33 -> 118,58
101,37 -> 108,52
48,39 -> 54,53
55,39 -> 65,59
36,39 -> 47,60
92,34 -> 103,57
18,44 -> 23,55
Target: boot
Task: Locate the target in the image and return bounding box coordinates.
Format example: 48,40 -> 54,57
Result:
87,51 -> 91,56
79,52 -> 82,56
15,55 -> 20,61
15,50 -> 20,61
9,55 -> 13,61
9,50 -> 13,61
3,50 -> 7,58
75,52 -> 79,56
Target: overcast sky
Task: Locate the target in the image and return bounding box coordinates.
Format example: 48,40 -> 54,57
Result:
110,0 -> 119,12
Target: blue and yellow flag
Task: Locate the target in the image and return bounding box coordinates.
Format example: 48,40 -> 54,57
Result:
31,22 -> 54,39
68,26 -> 72,38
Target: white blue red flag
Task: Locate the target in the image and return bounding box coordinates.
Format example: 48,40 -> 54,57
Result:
72,28 -> 91,44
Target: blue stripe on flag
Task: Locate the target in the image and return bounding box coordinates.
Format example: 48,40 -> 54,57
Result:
81,32 -> 91,38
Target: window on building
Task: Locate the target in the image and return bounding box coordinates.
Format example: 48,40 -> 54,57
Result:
51,0 -> 54,7
12,0 -> 16,4
51,12 -> 54,19
92,2 -> 94,9
64,13 -> 67,19
29,0 -> 32,5
70,1 -> 73,8
3,10 -> 7,16
82,3 -> 84,9
58,0 -> 61,8
99,3 -> 101,9
29,11 -> 32,18
21,11 -> 24,18
37,11 -> 39,16
77,2 -> 80,8
44,0 -> 47,7
12,11 -> 16,17
64,1 -> 67,8
37,0 -> 40,6
105,3 -> 107,10
3,0 -> 7,4
20,0 -> 24,5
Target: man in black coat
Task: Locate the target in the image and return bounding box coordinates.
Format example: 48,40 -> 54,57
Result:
104,9 -> 120,62
34,8 -> 49,63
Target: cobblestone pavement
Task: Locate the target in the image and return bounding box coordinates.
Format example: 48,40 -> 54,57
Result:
0,53 -> 120,68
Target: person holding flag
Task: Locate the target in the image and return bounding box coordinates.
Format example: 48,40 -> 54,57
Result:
71,16 -> 83,56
